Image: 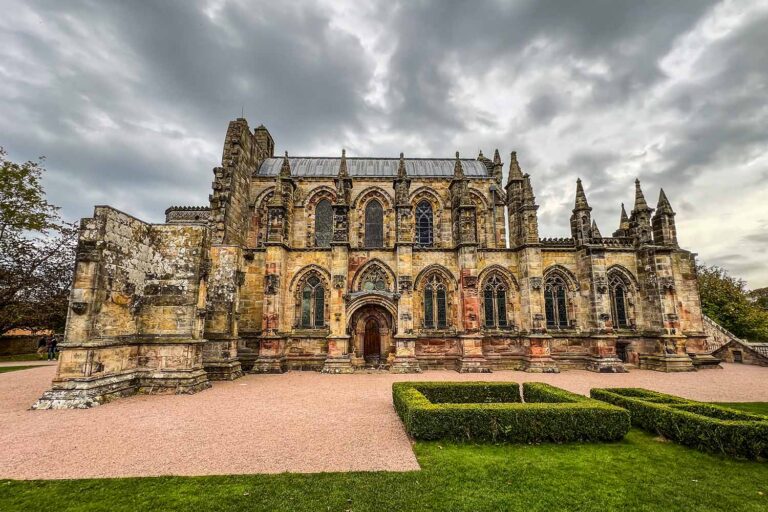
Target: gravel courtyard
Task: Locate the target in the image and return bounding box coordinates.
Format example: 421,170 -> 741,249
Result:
1,363 -> 767,480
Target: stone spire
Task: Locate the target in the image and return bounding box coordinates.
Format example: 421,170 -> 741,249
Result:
652,188 -> 678,246
453,151 -> 465,179
619,203 -> 630,230
279,150 -> 291,178
493,149 -> 501,166
629,179 -> 653,244
574,178 -> 591,211
656,188 -> 674,215
591,219 -> 602,239
522,173 -> 536,205
397,152 -> 407,179
507,151 -> 524,185
335,149 -> 352,205
338,148 -> 349,178
394,152 -> 411,207
633,178 -> 651,213
570,178 -> 593,245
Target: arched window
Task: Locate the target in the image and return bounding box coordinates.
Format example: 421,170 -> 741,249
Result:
300,275 -> 325,328
423,275 -> 447,328
544,274 -> 569,329
415,201 -> 433,247
609,275 -> 629,328
364,200 -> 384,247
482,275 -> 508,328
314,199 -> 333,247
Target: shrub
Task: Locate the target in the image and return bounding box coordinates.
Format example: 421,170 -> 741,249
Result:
591,388 -> 768,459
392,382 -> 630,443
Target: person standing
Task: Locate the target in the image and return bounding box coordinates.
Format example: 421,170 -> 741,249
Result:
46,336 -> 57,361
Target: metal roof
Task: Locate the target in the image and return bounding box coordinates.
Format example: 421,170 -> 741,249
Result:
256,157 -> 491,178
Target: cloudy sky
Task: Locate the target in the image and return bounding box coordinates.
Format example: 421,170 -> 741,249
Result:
1,0 -> 767,287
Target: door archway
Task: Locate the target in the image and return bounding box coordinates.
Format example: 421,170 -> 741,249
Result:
364,318 -> 381,365
349,304 -> 393,368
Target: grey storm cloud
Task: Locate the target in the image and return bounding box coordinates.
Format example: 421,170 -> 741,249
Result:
1,0 -> 767,287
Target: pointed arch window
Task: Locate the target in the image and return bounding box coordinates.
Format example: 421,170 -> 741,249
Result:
483,275 -> 508,328
544,274 -> 569,329
423,275 -> 448,328
415,201 -> 434,247
364,199 -> 384,248
609,275 -> 629,328
300,275 -> 325,328
314,199 -> 333,247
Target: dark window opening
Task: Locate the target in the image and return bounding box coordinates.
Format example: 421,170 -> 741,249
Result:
545,274 -> 569,329
364,200 -> 384,247
314,199 -> 333,247
415,201 -> 434,247
300,275 -> 325,328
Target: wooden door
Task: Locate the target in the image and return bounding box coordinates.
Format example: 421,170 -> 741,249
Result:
364,319 -> 380,362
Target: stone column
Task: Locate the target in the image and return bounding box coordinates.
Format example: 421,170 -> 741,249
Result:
456,245 -> 490,373
391,242 -> 420,373
203,245 -> 245,379
519,246 -> 559,373
322,201 -> 354,373
579,247 -> 625,373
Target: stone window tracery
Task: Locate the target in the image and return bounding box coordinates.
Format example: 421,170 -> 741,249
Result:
359,265 -> 389,292
415,200 -> 434,248
423,275 -> 448,328
607,270 -> 635,329
314,199 -> 333,247
364,199 -> 384,247
482,275 -> 508,328
294,272 -> 328,329
544,274 -> 569,329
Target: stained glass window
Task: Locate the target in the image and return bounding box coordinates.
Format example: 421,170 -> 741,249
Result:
423,275 -> 448,329
436,288 -> 447,327
424,286 -> 434,328
484,288 -> 495,327
415,201 -> 433,247
610,275 -> 629,328
300,275 -> 325,328
315,199 -> 333,247
365,200 -> 384,247
496,289 -> 507,327
482,275 -> 509,328
545,274 -> 569,329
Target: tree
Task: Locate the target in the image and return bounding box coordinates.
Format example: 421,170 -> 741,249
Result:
748,287 -> 768,311
0,148 -> 77,335
697,264 -> 768,342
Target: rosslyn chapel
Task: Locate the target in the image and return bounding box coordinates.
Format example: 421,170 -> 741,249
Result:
35,118 -> 717,409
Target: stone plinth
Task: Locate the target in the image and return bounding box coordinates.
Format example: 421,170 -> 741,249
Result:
457,334 -> 491,373
524,335 -> 559,373
390,336 -> 421,373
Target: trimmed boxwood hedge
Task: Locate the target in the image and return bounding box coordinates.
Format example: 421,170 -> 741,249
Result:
393,381 -> 630,443
590,387 -> 768,459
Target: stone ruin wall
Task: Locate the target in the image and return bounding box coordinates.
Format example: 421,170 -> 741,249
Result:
35,206 -> 211,408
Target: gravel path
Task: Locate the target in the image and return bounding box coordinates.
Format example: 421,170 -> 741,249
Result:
0,360 -> 56,367
1,363 -> 767,480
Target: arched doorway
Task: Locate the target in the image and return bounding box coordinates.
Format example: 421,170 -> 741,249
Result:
348,304 -> 394,368
364,318 -> 381,365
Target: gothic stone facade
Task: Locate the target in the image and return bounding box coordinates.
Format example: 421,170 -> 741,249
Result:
35,118 -> 714,409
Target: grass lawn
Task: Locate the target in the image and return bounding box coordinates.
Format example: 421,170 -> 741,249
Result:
0,366 -> 39,374
714,402 -> 768,416
1,429 -> 766,512
0,353 -> 46,362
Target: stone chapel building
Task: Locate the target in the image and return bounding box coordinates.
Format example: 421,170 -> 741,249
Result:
35,118 -> 717,409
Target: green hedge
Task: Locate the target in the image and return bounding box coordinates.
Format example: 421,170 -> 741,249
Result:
393,381 -> 630,443
591,388 -> 768,459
